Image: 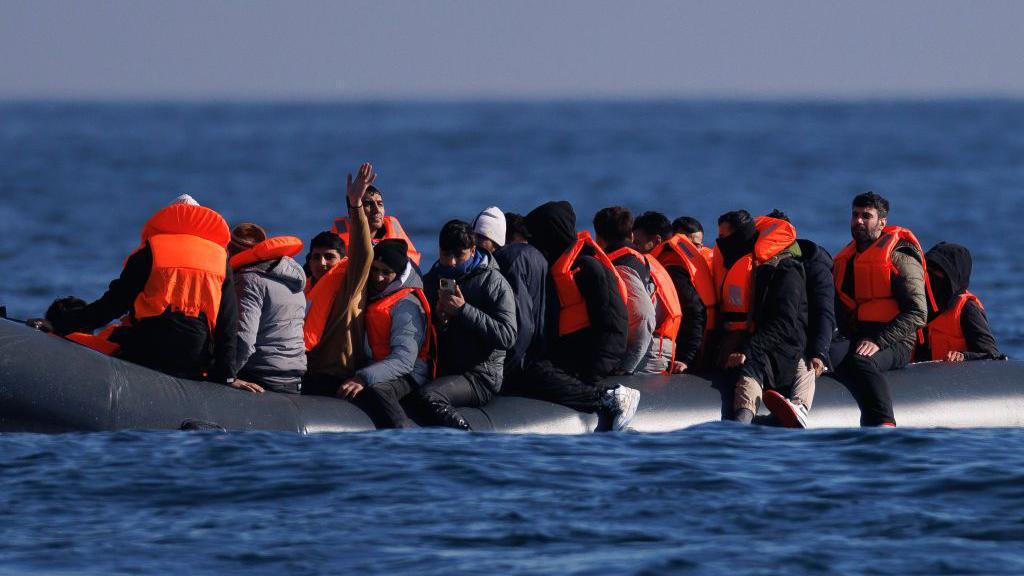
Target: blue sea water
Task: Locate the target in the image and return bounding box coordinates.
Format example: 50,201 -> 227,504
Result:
1,101 -> 1024,574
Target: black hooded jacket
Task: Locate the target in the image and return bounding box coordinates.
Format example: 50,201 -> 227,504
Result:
796,239 -> 837,366
921,242 -> 1002,361
526,202 -> 628,382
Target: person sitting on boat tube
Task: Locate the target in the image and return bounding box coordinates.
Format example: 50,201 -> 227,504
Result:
303,231 -> 345,297
471,206 -> 505,255
420,219 -> 517,430
919,242 -> 1005,363
711,210 -> 808,426
43,195 -> 244,390
833,192 -> 931,427
518,201 -> 640,431
227,223 -> 307,395
758,209 -> 837,428
593,206 -> 680,375
637,211 -> 713,374
330,181 -> 422,266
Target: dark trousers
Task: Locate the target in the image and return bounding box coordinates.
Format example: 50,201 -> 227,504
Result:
516,360 -> 608,413
835,343 -> 912,426
354,376 -> 417,429
419,374 -> 494,409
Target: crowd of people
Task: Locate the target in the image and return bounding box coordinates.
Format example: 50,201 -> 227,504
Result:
37,162 -> 1006,430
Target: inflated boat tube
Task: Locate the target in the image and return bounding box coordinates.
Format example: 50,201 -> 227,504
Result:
0,319 -> 1020,433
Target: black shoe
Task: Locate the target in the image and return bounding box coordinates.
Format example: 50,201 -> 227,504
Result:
427,401 -> 472,431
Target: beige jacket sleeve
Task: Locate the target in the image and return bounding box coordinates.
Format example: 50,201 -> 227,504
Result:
306,202 -> 373,379
874,248 -> 928,350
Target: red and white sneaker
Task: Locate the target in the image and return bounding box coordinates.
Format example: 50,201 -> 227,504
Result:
763,389 -> 809,428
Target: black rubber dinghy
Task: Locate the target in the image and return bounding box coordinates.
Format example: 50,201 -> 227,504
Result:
1,319 -> 1020,433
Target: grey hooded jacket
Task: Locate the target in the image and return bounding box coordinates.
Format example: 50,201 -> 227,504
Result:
355,263 -> 431,388
423,251 -> 517,394
233,256 -> 308,393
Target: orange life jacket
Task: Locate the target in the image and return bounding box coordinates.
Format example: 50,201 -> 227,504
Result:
833,225 -> 937,328
607,245 -> 683,370
303,258 -> 349,351
332,215 -> 422,266
711,216 -> 797,332
927,292 -> 982,361
606,246 -> 683,340
132,204 -> 230,332
229,236 -> 304,270
66,323 -> 122,356
365,287 -> 434,365
699,245 -> 714,269
551,232 -> 627,337
651,233 -> 718,331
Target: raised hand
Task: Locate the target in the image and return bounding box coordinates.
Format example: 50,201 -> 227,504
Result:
346,162 -> 377,208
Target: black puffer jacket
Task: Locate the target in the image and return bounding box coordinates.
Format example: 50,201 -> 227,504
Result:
526,201 -> 628,383
796,239 -> 836,366
740,249 -> 808,389
424,251 -> 518,393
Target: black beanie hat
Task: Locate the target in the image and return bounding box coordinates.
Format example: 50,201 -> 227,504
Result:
373,239 -> 409,274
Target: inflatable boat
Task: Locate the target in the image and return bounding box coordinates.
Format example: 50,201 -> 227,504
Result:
1,319 -> 1020,433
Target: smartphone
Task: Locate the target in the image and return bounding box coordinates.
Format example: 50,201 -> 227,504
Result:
439,278 -> 456,294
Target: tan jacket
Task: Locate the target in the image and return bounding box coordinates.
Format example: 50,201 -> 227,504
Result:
306,202 -> 373,379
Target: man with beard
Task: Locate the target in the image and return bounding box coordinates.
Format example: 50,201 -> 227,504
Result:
520,201 -> 639,431
833,192 -> 930,427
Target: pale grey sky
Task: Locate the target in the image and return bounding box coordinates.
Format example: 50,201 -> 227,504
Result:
2,0 -> 1023,99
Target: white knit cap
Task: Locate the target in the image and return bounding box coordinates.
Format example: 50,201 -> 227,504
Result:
169,194 -> 200,207
472,206 -> 506,248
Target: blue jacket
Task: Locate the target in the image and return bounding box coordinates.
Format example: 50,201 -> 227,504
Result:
494,242 -> 548,380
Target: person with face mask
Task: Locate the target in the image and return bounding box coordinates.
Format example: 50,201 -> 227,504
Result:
419,220 -> 517,430
519,201 -> 639,431
711,210 -> 808,425
332,238 -> 432,428
672,216 -> 714,268
833,192 -> 931,427
920,242 -> 1004,362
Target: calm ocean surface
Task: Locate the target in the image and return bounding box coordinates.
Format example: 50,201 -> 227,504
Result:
1,101 -> 1023,574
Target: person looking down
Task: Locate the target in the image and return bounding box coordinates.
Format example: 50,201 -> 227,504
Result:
330,181 -> 422,266
673,215 -> 714,267
494,212 -> 548,387
920,242 -> 1004,362
519,201 -> 639,431
471,206 -> 506,255
43,196 -> 242,389
420,220 -> 517,430
227,223 -> 307,394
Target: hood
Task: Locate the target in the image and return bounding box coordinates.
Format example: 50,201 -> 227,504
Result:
371,261 -> 424,302
926,242 -> 972,312
241,256 -> 307,294
525,201 -> 577,262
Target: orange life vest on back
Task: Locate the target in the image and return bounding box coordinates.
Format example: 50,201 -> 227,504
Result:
365,287 -> 434,365
606,246 -> 683,341
711,216 -> 797,332
132,204 -> 230,333
303,258 -> 350,351
551,231 -> 628,337
332,215 -> 422,266
229,236 -> 304,270
66,323 -> 122,356
699,245 -> 714,269
651,233 -> 718,331
927,292 -> 982,361
833,225 -> 937,327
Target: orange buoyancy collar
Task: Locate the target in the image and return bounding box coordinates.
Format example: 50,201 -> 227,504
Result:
927,292 -> 983,361
230,236 -> 304,270
651,233 -> 718,331
552,231 -> 628,337
132,204 -> 230,332
833,225 -> 938,325
606,246 -> 683,341
365,287 -> 434,363
712,216 -> 797,331
303,258 -> 350,351
332,215 -> 422,265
